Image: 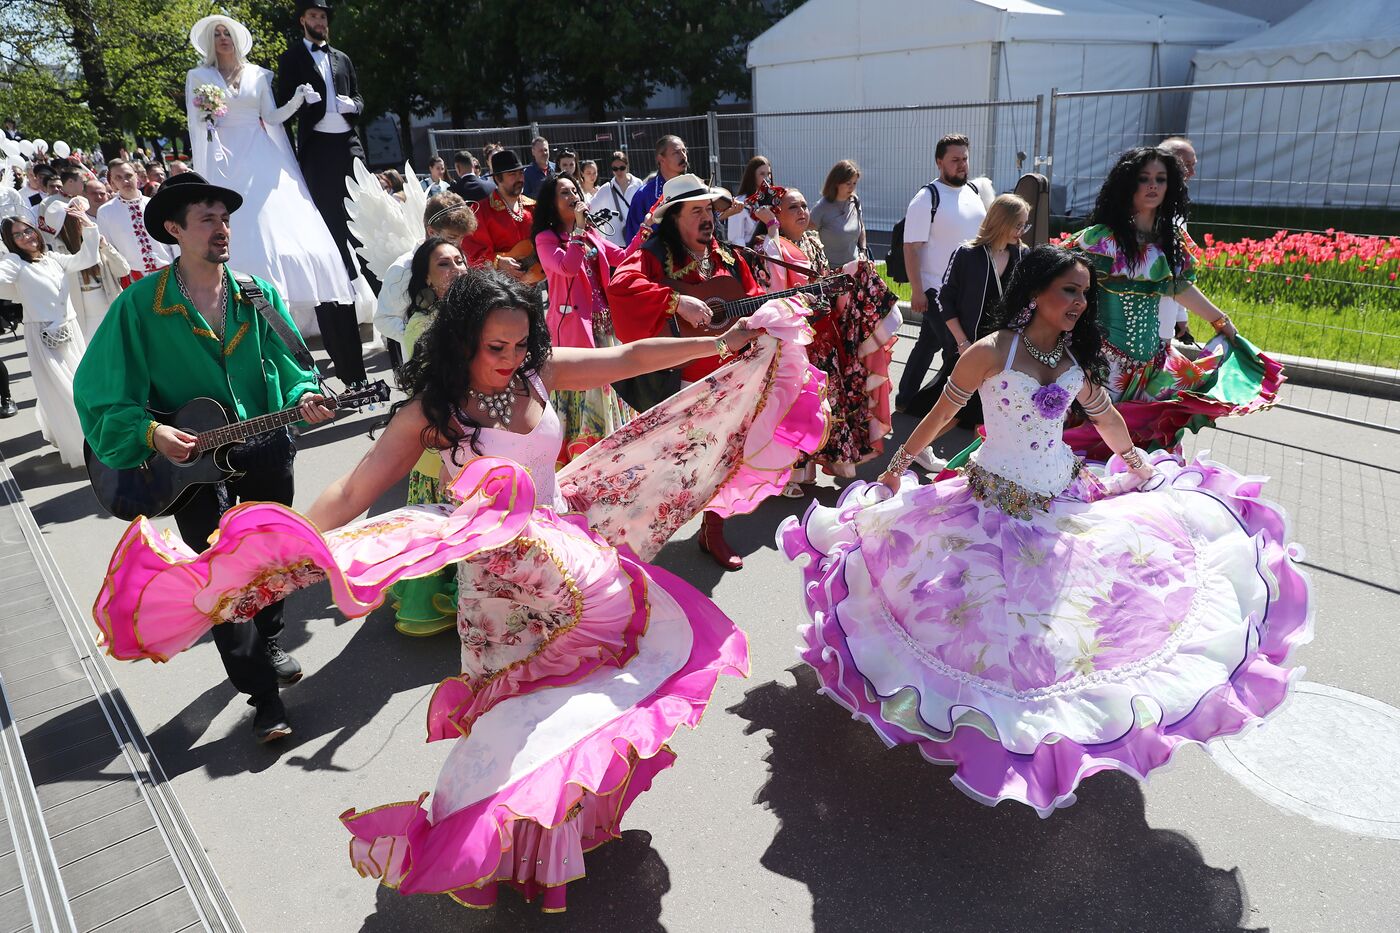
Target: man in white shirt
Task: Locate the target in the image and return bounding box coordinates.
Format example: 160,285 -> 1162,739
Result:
894,133 -> 988,412
1158,136 -> 1197,343
95,158 -> 175,285
592,150 -> 643,248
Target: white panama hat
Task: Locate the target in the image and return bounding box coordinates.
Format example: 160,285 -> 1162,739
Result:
190,15 -> 254,60
650,173 -> 733,221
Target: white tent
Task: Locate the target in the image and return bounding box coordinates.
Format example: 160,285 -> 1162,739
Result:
1187,0 -> 1400,209
746,0 -> 1266,228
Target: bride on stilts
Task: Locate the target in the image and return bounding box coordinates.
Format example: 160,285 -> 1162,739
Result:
184,14 -> 368,351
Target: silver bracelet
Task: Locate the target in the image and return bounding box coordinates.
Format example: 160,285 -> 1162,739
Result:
1117,447 -> 1145,470
943,378 -> 974,408
884,446 -> 917,475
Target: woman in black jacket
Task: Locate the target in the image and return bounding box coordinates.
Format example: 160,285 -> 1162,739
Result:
908,193 -> 1030,425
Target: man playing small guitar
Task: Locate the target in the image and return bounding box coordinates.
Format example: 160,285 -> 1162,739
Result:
461,149 -> 541,284
75,171 -> 335,744
607,173 -> 766,571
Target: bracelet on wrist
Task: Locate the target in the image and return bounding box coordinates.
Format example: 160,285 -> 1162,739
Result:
714,337 -> 732,361
885,446 -> 917,476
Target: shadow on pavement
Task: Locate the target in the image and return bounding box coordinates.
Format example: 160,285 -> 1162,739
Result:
357,829 -> 668,931
731,667 -> 1263,933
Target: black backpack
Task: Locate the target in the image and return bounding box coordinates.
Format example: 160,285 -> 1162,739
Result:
885,180 -> 977,284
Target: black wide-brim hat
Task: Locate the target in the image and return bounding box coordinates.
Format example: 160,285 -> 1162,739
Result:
487,149 -> 526,177
144,171 -> 243,245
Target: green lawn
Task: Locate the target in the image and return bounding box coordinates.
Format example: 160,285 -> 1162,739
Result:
874,264 -> 1400,369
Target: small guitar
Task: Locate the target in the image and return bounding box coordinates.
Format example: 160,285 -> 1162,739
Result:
663,273 -> 854,339
499,239 -> 545,285
86,381 -> 391,522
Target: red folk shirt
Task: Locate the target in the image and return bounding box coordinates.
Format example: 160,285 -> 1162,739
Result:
462,191 -> 536,266
607,238 -> 761,381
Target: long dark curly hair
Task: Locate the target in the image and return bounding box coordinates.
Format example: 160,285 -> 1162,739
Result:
1088,146 -> 1190,275
391,266 -> 552,464
979,244 -> 1110,388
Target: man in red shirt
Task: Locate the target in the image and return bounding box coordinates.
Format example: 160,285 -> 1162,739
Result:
462,149 -> 536,281
608,173 -> 761,570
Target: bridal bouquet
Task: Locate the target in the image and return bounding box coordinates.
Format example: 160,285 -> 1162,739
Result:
191,84 -> 228,141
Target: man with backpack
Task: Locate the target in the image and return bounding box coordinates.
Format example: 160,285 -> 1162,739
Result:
892,134 -> 987,412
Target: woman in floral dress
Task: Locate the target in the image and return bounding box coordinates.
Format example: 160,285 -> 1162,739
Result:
781,245 -> 1311,815
1065,146 -> 1283,457
763,187 -> 902,492
92,268 -> 829,912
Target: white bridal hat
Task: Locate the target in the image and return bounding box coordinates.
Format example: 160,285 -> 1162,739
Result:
190,15 -> 254,59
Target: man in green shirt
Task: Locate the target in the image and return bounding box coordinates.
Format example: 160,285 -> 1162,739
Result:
76,172 -> 335,743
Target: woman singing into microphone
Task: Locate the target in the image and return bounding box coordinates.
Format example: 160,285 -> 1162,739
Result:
532,173 -> 637,466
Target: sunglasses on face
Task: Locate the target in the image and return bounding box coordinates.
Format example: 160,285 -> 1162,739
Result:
611,164 -> 627,172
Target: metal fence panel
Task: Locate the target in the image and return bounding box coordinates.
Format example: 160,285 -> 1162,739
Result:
428,124 -> 534,164
716,100 -> 1042,235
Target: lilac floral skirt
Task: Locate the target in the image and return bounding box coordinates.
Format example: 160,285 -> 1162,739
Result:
778,452 -> 1313,815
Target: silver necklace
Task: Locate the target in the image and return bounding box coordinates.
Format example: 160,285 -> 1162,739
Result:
468,375 -> 518,426
1022,330 -> 1065,368
175,263 -> 226,338
685,245 -> 712,278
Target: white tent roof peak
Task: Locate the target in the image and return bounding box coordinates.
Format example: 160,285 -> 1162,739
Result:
747,0 -> 1267,70
1193,0 -> 1400,70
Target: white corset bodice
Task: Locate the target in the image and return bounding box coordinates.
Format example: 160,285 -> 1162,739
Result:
970,335 -> 1084,497
443,373 -> 564,510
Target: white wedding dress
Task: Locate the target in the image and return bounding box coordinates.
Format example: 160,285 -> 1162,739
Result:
185,64 -> 372,332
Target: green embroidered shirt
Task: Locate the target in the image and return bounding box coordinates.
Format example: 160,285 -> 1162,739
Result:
75,263 -> 320,469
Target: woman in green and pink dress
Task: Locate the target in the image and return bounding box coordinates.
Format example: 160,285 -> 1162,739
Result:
1064,146 -> 1283,458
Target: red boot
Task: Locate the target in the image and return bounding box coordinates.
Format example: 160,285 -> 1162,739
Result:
698,511 -> 743,571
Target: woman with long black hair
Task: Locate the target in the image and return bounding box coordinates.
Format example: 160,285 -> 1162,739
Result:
781,244 -> 1311,817
1068,146 -> 1282,456
91,265 -> 830,911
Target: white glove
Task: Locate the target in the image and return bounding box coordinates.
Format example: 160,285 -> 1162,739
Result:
335,94 -> 359,114
299,83 -> 322,105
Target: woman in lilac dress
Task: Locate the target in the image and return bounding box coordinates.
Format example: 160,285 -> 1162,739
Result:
781,245 -> 1312,815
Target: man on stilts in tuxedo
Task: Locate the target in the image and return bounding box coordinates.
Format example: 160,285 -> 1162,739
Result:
275,0 -> 369,389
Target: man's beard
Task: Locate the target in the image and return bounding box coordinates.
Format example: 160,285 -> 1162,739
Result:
205,243 -> 230,264
943,172 -> 968,187
695,222 -> 713,243
305,24 -> 327,41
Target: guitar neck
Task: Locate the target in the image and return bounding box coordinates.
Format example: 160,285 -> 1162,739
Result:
713,280 -> 839,322
194,402 -> 328,454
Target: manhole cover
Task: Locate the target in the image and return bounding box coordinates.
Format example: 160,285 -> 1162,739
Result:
1207,681 -> 1400,839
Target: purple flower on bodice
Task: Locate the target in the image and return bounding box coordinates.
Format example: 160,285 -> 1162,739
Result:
1031,382 -> 1072,420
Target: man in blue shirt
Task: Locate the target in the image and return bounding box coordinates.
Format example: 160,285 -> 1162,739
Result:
523,135 -> 555,199
622,135 -> 689,243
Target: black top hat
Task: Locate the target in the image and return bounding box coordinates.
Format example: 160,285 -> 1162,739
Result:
144,171 -> 243,245
487,149 -> 526,177
296,0 -> 332,15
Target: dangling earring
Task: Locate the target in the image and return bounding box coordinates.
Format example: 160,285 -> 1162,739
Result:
1012,300 -> 1035,330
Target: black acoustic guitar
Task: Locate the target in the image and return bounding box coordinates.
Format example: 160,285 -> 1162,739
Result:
663,273 -> 854,338
85,381 -> 391,521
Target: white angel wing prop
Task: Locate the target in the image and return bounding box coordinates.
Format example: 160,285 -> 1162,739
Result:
400,160 -> 427,237
344,158 -> 419,282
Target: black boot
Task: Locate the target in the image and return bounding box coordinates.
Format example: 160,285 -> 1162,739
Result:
0,398 -> 16,418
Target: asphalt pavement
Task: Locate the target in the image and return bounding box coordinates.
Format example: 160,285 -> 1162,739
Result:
1,331 -> 1396,933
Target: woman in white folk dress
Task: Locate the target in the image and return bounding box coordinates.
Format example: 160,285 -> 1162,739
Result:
1,205 -> 98,466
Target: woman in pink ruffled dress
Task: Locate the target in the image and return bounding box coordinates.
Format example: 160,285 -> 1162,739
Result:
781,245 -> 1312,815
93,267 -> 829,910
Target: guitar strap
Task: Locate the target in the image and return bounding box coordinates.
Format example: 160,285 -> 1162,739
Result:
231,272 -> 318,373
